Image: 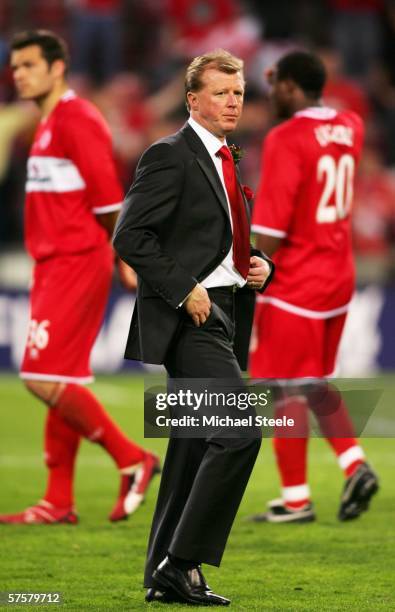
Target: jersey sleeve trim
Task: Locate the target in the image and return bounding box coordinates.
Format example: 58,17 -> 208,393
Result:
256,295 -> 351,319
251,224 -> 287,238
92,202 -> 123,214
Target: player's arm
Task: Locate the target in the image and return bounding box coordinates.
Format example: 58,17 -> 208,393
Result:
255,234 -> 282,257
252,129 -> 302,254
95,210 -> 120,237
61,108 -> 124,225
94,210 -> 137,290
62,111 -> 138,290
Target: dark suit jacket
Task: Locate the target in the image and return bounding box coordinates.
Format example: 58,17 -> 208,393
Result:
113,122 -> 273,369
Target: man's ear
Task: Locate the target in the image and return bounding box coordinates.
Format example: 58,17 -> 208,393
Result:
50,59 -> 66,80
283,78 -> 298,95
187,91 -> 199,111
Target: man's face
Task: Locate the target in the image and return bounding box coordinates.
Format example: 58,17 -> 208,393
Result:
10,45 -> 58,101
266,66 -> 293,119
188,68 -> 244,138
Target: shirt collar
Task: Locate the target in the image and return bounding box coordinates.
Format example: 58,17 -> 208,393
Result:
60,89 -> 77,102
188,116 -> 226,157
40,89 -> 76,124
294,106 -> 337,120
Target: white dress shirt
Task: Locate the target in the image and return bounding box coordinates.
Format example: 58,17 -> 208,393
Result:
188,116 -> 247,289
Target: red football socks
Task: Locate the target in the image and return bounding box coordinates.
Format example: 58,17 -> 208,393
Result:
273,436 -> 310,509
272,389 -> 365,508
273,397 -> 311,509
307,386 -> 365,477
43,408 -> 80,508
308,386 -> 356,439
54,384 -> 145,469
326,437 -> 365,477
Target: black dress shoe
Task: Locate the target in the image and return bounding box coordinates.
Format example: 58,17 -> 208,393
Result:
145,588 -> 182,603
152,556 -> 230,606
196,565 -> 211,592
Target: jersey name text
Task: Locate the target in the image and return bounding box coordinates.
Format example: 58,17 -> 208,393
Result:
314,124 -> 354,148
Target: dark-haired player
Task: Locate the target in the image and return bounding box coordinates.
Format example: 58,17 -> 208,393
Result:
250,51 -> 378,523
0,30 -> 159,525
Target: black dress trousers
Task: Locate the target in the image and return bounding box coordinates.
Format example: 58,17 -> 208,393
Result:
144,288 -> 262,587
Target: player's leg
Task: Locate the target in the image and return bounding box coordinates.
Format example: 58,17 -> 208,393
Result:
25,377 -> 146,471
319,314 -> 379,520
313,314 -> 364,471
50,381 -> 160,521
22,376 -> 159,522
0,380 -> 79,524
249,303 -> 316,523
22,377 -> 147,462
272,392 -> 311,512
43,406 -> 80,516
26,377 -> 159,521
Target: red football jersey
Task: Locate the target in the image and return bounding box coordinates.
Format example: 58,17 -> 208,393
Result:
252,107 -> 364,315
25,90 -> 123,261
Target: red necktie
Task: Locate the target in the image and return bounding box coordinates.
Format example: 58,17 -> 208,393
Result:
217,145 -> 250,278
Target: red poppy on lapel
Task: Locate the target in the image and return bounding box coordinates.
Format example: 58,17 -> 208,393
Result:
242,185 -> 254,201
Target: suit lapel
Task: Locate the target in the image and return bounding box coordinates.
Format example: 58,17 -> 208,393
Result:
196,158 -> 230,218
181,123 -> 230,219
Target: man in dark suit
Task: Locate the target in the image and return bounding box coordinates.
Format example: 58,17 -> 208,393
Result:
113,49 -> 273,606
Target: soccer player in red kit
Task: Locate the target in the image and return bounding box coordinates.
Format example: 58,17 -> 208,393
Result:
249,51 -> 378,523
0,30 -> 159,525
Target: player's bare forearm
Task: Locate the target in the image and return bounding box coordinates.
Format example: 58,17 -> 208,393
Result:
255,234 -> 282,257
117,258 -> 137,291
96,211 -> 138,290
96,211 -> 120,238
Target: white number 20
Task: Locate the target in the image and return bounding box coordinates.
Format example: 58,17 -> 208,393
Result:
316,154 -> 355,223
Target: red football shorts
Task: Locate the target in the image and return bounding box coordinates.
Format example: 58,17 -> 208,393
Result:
249,302 -> 347,379
20,243 -> 113,384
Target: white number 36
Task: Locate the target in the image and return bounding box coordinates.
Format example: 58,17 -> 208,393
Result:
316,154 -> 355,223
27,319 -> 50,350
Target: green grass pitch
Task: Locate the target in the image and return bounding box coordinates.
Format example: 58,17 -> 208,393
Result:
0,374 -> 394,611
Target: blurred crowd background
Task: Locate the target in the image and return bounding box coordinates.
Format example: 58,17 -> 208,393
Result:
1,0 -> 395,286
